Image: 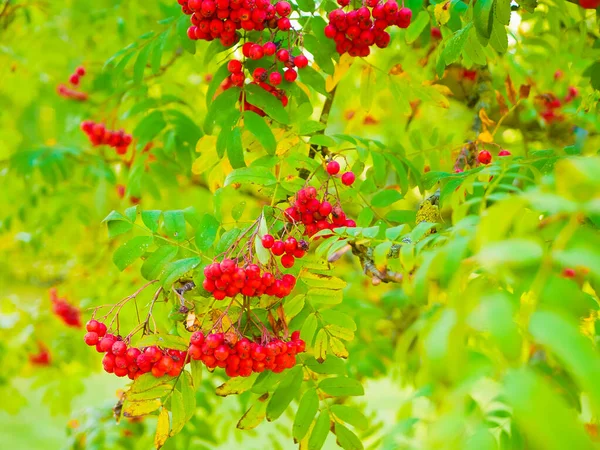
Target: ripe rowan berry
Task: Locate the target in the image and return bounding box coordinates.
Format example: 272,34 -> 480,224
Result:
327,160 -> 340,175
341,171 -> 356,186
478,150 -> 492,165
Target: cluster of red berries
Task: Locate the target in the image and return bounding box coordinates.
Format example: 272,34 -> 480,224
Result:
80,121 -> 133,155
84,320 -> 187,379
50,288 -> 82,328
283,184 -> 356,237
188,330 -> 305,377
539,87 -> 578,124
181,0 -> 294,47
57,66 -> 88,101
29,342 -> 51,366
324,1 -> 412,56
68,66 -> 86,86
57,84 -> 88,101
261,235 -> 308,268
202,259 -> 297,300
326,160 -> 356,185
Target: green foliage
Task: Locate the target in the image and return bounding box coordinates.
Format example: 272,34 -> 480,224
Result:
1,0 -> 600,449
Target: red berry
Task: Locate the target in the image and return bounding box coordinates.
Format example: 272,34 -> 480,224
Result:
272,240 -> 285,256
294,54 -> 308,69
242,42 -> 254,57
261,234 -> 275,248
478,150 -> 492,165
319,201 -> 333,217
275,1 -> 291,16
214,344 -> 230,361
227,59 -> 243,73
76,66 -> 86,76
498,149 -> 511,156
84,332 -> 99,346
189,344 -> 203,360
284,69 -> 297,82
326,160 -> 340,175
263,42 -> 277,56
276,49 -> 290,62
341,171 -> 356,186
69,74 -> 80,86
284,237 -> 298,253
86,319 -> 100,333
126,348 -> 141,363
563,268 -> 577,278
248,44 -> 264,60
112,341 -> 127,356
99,335 -> 116,353
269,72 -> 282,85
190,331 -> 205,346
281,254 -> 295,268
253,67 -> 268,82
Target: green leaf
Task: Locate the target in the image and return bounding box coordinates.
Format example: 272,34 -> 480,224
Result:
475,239 -> 543,269
113,236 -> 154,271
136,334 -> 190,351
245,83 -> 289,124
141,245 -> 178,280
104,210 -> 134,238
140,210 -> 161,233
216,374 -> 258,396
371,190 -> 404,207
163,210 -> 187,242
215,228 -> 242,254
504,369 -> 595,450
134,111 -> 167,147
180,372 -> 196,422
474,0 -> 494,40
244,111 -> 277,155
267,366 -> 304,421
176,14 -> 196,54
151,29 -> 170,74
308,410 -> 330,450
133,44 -> 151,84
237,396 -> 269,430
191,360 -> 203,389
296,0 -> 316,12
319,377 -> 364,397
227,126 -> 245,169
196,214 -> 220,251
160,257 -> 202,288
442,24 -> 473,65
335,423 -> 364,450
169,389 -> 186,436
284,294 -> 306,321
406,11 -> 430,44
489,20 -> 508,54
330,405 -> 368,430
130,373 -> 173,393
530,311 -> 600,414
360,66 -> 375,110
224,167 -> 277,186
299,66 -> 328,96
293,388 -> 320,441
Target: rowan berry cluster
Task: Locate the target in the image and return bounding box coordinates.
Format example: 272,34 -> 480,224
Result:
261,235 -> 308,268
202,259 -> 297,300
57,66 -> 88,101
283,170 -> 357,237
80,121 -> 133,155
539,87 -> 578,124
84,319 -> 187,380
181,0 -> 294,47
324,1 -> 412,56
49,288 -> 82,328
188,330 -> 306,377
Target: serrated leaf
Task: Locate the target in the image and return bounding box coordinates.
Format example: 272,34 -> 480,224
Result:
163,210 -> 187,242
237,396 -> 268,429
123,398 -> 162,417
227,126 -> 245,169
244,111 -> 277,155
113,236 -> 154,271
195,214 -> 220,251
371,190 -> 404,207
314,328 -> 328,362
328,336 -> 349,358
216,374 -> 258,396
301,272 -> 347,289
330,405 -> 367,430
406,11 -> 430,44
267,366 -> 303,421
160,257 -> 202,289
141,245 -> 178,280
442,24 -> 472,65
301,313 -> 319,347
133,44 -> 151,84
308,410 -> 330,450
224,167 -> 277,186
154,407 -> 170,449
169,390 -> 186,436
284,294 -> 306,321
474,0 -> 494,40
142,210 -> 162,233
293,388 -> 319,441
131,373 -> 173,393
245,83 -> 289,124
319,377 -> 364,397
335,423 -> 363,450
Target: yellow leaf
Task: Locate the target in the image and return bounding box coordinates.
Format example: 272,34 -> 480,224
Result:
434,1 -> 451,25
478,108 -> 495,127
192,135 -> 218,175
325,53 -> 354,92
478,130 -> 494,143
329,336 -> 349,359
123,398 -> 161,417
206,160 -> 230,192
154,408 -> 170,449
314,328 -> 328,363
